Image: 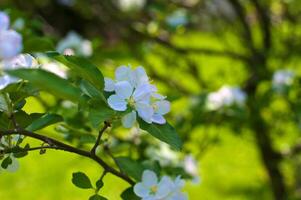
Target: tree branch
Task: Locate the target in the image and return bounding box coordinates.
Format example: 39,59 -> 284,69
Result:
91,121 -> 110,155
0,128 -> 135,185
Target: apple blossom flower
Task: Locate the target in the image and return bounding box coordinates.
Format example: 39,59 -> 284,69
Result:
0,12 -> 9,31
184,155 -> 200,184
0,54 -> 37,89
134,170 -> 187,200
0,30 -> 22,60
56,31 -> 92,57
206,85 -> 246,110
105,65 -> 171,128
272,70 -> 294,89
146,143 -> 179,167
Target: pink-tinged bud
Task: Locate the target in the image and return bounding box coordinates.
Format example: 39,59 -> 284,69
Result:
0,30 -> 22,59
0,12 -> 9,31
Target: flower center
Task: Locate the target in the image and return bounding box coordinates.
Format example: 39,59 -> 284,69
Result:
150,185 -> 158,194
127,97 -> 135,108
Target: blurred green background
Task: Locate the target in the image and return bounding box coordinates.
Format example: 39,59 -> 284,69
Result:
2,0 -> 301,199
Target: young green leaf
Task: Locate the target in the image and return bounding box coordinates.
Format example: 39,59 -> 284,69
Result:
26,113 -> 63,131
54,55 -> 104,91
138,119 -> 182,151
115,157 -> 145,181
6,69 -> 81,102
72,172 -> 93,189
121,187 -> 140,200
1,156 -> 12,169
89,194 -> 108,200
95,179 -> 104,191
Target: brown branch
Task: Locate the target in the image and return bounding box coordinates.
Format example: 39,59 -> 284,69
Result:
0,129 -> 135,185
91,121 -> 110,155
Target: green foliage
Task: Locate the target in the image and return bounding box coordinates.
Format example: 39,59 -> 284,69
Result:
138,119 -> 182,151
53,55 -> 104,91
26,113 -> 63,131
115,157 -> 145,181
89,194 -> 108,200
23,37 -> 54,53
6,69 -> 81,102
121,187 -> 140,200
72,172 -> 93,189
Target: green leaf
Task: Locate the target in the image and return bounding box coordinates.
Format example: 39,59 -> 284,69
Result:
88,101 -> 115,128
1,156 -> 12,169
80,80 -> 106,101
6,69 -> 81,102
54,55 -> 104,91
115,157 -> 145,181
96,179 -> 104,191
12,145 -> 30,158
121,187 -> 140,200
72,172 -> 93,189
138,119 -> 182,151
26,113 -> 63,131
0,93 -> 10,113
89,194 -> 108,200
23,37 -> 54,53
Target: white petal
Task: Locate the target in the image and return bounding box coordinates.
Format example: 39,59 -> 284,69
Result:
6,157 -> 19,173
134,183 -> 150,198
3,54 -> 36,70
133,66 -> 149,87
0,12 -> 9,31
152,93 -> 166,100
122,111 -> 136,128
108,94 -> 127,111
104,78 -> 115,92
115,81 -> 133,99
136,103 -> 154,123
155,176 -> 173,199
0,75 -> 18,90
115,65 -> 132,82
142,170 -> 158,187
133,84 -> 152,102
151,114 -> 166,124
155,100 -> 170,115
0,30 -> 22,59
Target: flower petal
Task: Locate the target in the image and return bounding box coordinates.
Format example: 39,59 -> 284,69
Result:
155,100 -> 170,115
136,103 -> 154,123
155,176 -> 173,199
133,84 -> 152,103
108,94 -> 127,111
115,81 -> 133,99
122,111 -> 137,128
115,65 -> 132,82
0,75 -> 18,90
104,77 -> 115,92
0,12 -> 9,31
151,114 -> 166,124
142,170 -> 158,187
134,183 -> 149,198
133,66 -> 149,87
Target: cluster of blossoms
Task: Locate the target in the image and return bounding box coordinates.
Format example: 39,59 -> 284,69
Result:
146,144 -> 200,184
134,170 -> 187,200
206,85 -> 246,110
56,31 -> 92,57
272,69 -> 294,91
104,65 -> 171,128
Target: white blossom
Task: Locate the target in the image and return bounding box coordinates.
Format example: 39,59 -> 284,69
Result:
56,31 -> 92,57
105,65 -> 170,128
166,10 -> 188,27
207,85 -> 246,110
0,30 -> 22,60
184,155 -> 200,184
0,54 -> 37,89
134,170 -> 187,200
272,70 -> 294,88
0,12 -> 9,31
146,143 -> 179,167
